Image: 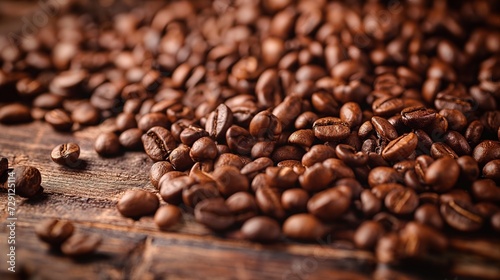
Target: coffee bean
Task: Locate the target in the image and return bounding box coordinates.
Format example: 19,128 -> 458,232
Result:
376,233 -> 401,264
441,200 -> 483,232
35,219 -> 75,246
249,110 -> 282,141
117,189 -> 159,218
335,144 -> 368,167
288,129 -> 315,150
322,158 -> 355,179
360,190 -> 382,217
50,143 -> 80,166
371,116 -> 398,141
194,198 -> 235,231
212,166 -> 249,197
465,120 -> 484,146
471,179 -> 500,202
256,186 -> 285,220
440,190 -> 472,205
180,125 -> 209,146
401,106 -> 436,129
226,125 -> 255,155
307,187 -> 351,222
311,92 -> 339,116
154,205 -> 182,230
95,132 -> 122,157
372,96 -> 404,117
483,160 -> 500,182
241,216 -> 281,242
299,162 -> 335,192
182,182 -> 220,208
138,113 -> 169,132
142,126 -> 176,161
384,188 -> 419,215
72,102 -> 100,126
430,142 -> 458,159
149,161 -> 174,189
439,109 -> 467,132
340,102 -> 362,128
281,188 -> 309,213
160,176 -> 195,204
119,128 -> 144,150
205,103 -> 233,141
61,234 -> 102,257
255,69 -> 282,107
115,112 -> 137,132
282,214 -> 326,241
33,93 -> 63,110
414,204 -> 443,230
381,133 -> 418,162
424,157 -> 460,192
190,137 -> 218,162
0,103 -> 32,124
11,166 -> 42,198
313,117 -> 350,141
45,109 -> 73,131
492,213 -> 500,232
443,131 -> 471,156
226,192 -> 259,223
354,221 -> 385,250
473,140 -> 500,166
302,145 -> 336,167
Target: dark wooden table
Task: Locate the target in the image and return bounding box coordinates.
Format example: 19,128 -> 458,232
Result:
0,121 -> 499,280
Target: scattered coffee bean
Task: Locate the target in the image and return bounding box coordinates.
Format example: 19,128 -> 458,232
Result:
35,219 -> 75,246
117,189 -> 159,218
241,216 -> 281,242
11,166 -> 42,198
441,200 -> 484,232
50,143 -> 80,166
142,126 -> 176,161
194,198 -> 235,231
154,205 -> 182,230
282,214 -> 325,241
95,132 -> 122,157
0,103 -> 32,124
61,234 -> 102,257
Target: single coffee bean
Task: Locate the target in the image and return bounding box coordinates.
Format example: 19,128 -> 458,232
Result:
282,213 -> 326,241
50,143 -> 80,166
313,117 -> 350,141
335,144 -> 368,167
288,129 -> 315,150
226,125 -> 255,155
116,189 -> 159,218
384,188 -> 419,215
35,219 -> 75,246
180,125 -> 209,146
371,116 -> 398,141
401,106 -> 436,129
424,157 -> 460,192
465,120 -> 484,146
241,157 -> 274,178
302,145 -> 337,167
138,112 -> 169,132
149,161 -> 174,189
160,176 -> 195,204
340,102 -> 363,128
61,234 -> 102,257
456,155 -> 480,181
33,93 -> 63,110
299,162 -> 335,192
119,128 -> 144,150
249,110 -> 282,141
45,109 -> 73,131
323,158 -> 356,179
483,160 -> 500,182
360,190 -> 382,217
11,166 -> 42,198
0,103 -> 32,124
376,233 -> 401,264
430,142 -> 459,159
190,137 -> 218,161
154,205 -> 182,230
265,166 -> 298,189
354,221 -> 385,250
250,141 -> 276,159
212,166 -> 249,197
182,182 -> 220,208
194,198 -> 235,231
441,200 -> 483,232
473,140 -> 500,166
215,153 -> 246,170
256,186 -> 286,220
205,103 -> 233,141
368,166 -> 403,187
440,190 -> 472,205
226,192 -> 259,223
142,126 -> 176,161
439,109 -> 467,132
281,188 -> 309,213
381,133 -> 418,162
241,216 -> 281,242
372,96 -> 404,117
167,145 -> 193,171
95,132 -> 122,157
414,204 -> 443,230
307,187 -> 351,222
471,179 -> 500,202
443,131 -> 471,156
115,112 -> 137,132
71,102 -> 100,126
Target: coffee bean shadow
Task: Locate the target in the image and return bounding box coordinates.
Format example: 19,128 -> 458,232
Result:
60,159 -> 90,171
23,190 -> 50,204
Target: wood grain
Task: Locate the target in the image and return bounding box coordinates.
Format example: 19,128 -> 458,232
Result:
0,121 -> 499,280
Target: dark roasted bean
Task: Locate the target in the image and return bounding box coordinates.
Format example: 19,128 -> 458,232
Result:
194,198 -> 235,231
11,166 -> 42,198
50,143 -> 80,166
149,161 -> 174,189
119,128 -> 144,150
441,200 -> 483,232
226,192 -> 259,224
307,187 -> 351,222
313,117 -> 350,141
205,104 -> 233,141
282,214 -> 325,241
142,126 -> 176,161
241,216 -> 281,242
117,189 -> 159,218
154,205 -> 182,231
35,219 -> 75,246
45,109 -> 73,131
381,133 -> 418,162
0,103 -> 32,124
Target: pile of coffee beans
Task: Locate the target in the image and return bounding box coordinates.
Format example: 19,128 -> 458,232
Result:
1,0 -> 500,267
35,219 -> 102,257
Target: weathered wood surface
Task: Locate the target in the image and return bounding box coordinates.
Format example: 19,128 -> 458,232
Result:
0,121 -> 499,280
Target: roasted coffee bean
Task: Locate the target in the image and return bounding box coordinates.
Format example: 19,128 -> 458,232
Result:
360,190 -> 382,217
35,219 -> 75,246
465,120 -> 484,146
299,162 -> 335,192
205,103 -> 233,141
471,179 -> 500,202
154,205 -> 182,230
425,157 -> 460,192
282,213 -> 326,241
182,182 -> 220,208
168,145 -> 193,171
95,132 -> 122,157
441,200 -> 483,232
50,143 -> 80,166
335,144 -> 368,167
295,111 -> 319,130
61,234 -> 102,257
414,204 -> 443,230
180,126 -> 209,146
142,126 -> 176,161
45,109 -> 73,131
439,109 -> 467,132
381,133 -> 418,162
271,145 -> 305,162
115,112 -> 136,132
250,141 -> 276,159
119,128 -> 144,150
194,198 -> 235,231
323,158 -> 356,179
72,102 -> 100,126
399,222 -> 448,257
311,91 -> 339,116
440,190 -> 472,205
256,186 -> 286,220
371,116 -> 398,141
288,129 -> 315,150
160,176 -> 195,204
138,113 -> 169,132
307,187 -> 351,222
443,131 -> 471,156
241,216 -> 281,242
33,94 -> 63,110
313,117 -> 350,141
116,189 -> 159,218
376,233 -> 401,264
0,103 -> 32,124
212,166 -> 249,197
372,96 -> 404,117
249,111 -> 282,141
226,192 -> 259,223
281,188 -> 309,213
368,166 -> 403,187
149,161 -> 174,189
473,140 -> 500,166
401,106 -> 436,129
430,142 -> 458,159
190,137 -> 218,162
340,102 -> 363,128
483,160 -> 500,182
384,188 -> 419,215
354,221 -> 385,250
11,166 -> 42,198
226,125 -> 255,155
302,145 -> 337,167
240,157 -> 273,178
